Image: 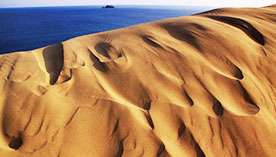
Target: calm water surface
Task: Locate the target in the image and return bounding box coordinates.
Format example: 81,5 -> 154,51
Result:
0,5 -> 213,54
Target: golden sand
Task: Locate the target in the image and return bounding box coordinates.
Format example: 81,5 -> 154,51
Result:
0,5 -> 276,156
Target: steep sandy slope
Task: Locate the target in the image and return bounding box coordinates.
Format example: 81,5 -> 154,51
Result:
0,5 -> 276,157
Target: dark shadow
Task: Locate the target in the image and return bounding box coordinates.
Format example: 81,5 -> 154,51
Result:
207,16 -> 265,45
160,23 -> 203,51
115,138 -> 124,157
141,35 -> 162,48
42,44 -> 64,85
234,66 -> 244,80
238,81 -> 260,114
157,143 -> 165,156
94,42 -> 123,61
212,100 -> 224,116
190,23 -> 207,31
146,114 -> 154,129
89,49 -> 108,72
143,100 -> 152,110
112,120 -> 120,135
190,134 -> 206,157
178,122 -> 186,138
184,90 -> 194,106
9,136 -> 23,150
94,42 -> 112,58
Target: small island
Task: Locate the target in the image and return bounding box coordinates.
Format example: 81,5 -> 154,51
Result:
102,5 -> 115,8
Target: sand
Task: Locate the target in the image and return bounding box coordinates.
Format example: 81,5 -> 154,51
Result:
0,5 -> 276,156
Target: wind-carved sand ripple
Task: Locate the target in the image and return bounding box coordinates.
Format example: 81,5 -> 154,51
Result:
0,5 -> 276,156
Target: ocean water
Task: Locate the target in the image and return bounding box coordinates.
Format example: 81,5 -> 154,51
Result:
0,5 -> 212,54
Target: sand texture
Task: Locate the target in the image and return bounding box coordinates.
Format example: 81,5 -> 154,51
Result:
1,5 -> 276,156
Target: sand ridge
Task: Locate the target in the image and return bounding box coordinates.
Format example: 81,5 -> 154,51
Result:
0,5 -> 276,156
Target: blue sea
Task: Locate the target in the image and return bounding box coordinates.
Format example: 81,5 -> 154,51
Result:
0,5 -> 213,54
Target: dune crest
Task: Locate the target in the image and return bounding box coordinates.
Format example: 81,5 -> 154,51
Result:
1,5 -> 276,156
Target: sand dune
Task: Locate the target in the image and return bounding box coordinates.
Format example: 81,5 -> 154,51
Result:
0,5 -> 276,156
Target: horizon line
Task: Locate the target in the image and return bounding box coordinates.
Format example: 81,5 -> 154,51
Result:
0,4 -> 243,9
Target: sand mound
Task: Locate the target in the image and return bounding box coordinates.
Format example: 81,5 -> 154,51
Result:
0,5 -> 276,156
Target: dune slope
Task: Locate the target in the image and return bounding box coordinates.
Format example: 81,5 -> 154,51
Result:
1,5 -> 276,157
